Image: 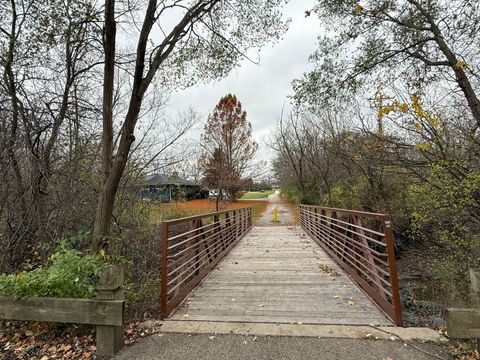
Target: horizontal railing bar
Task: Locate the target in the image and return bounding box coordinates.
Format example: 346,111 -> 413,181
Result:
304,224 -> 394,300
300,205 -> 402,325
301,216 -> 387,260
304,217 -> 389,259
167,227 -> 237,276
0,296 -> 125,326
300,205 -> 390,220
168,222 -> 224,251
306,223 -> 392,283
165,226 -> 251,315
167,237 -> 233,289
168,214 -> 244,245
167,221 -> 217,243
168,228 -> 224,261
163,207 -> 250,225
303,218 -> 391,280
309,224 -> 391,279
167,227 -> 250,294
301,208 -> 387,239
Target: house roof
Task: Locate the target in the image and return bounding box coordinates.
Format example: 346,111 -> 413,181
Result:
144,173 -> 199,186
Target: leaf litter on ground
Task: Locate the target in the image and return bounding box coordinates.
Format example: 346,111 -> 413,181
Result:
0,320 -> 158,359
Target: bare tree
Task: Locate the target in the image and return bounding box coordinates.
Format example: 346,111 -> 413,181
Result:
94,0 -> 288,247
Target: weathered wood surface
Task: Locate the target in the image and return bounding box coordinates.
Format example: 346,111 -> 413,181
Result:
446,308 -> 480,338
96,265 -> 125,358
0,265 -> 125,358
447,269 -> 480,339
0,296 -> 124,326
171,226 -> 392,325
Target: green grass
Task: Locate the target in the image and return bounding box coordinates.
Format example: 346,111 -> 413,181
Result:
240,190 -> 275,199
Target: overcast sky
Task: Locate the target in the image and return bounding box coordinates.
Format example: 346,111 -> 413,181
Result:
164,1 -> 322,162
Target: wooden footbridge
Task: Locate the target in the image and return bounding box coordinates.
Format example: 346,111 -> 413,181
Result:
160,205 -> 403,327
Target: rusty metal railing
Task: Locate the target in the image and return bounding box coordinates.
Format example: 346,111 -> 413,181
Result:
160,207 -> 252,317
299,205 -> 403,326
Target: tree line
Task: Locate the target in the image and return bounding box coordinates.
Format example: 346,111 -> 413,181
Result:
272,0 -> 480,296
0,0 -> 288,272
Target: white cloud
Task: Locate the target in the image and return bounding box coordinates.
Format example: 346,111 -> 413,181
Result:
165,0 -> 322,162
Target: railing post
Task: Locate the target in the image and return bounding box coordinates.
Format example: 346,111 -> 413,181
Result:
193,220 -> 201,275
383,218 -> 403,326
233,210 -> 238,240
96,265 -> 125,358
249,207 -> 252,228
214,214 -> 221,253
160,221 -> 169,317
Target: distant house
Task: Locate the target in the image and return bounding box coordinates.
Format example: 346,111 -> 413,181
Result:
141,173 -> 208,202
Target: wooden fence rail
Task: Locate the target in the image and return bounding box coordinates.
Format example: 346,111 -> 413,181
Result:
160,207 -> 252,317
299,205 -> 403,326
0,265 -> 125,358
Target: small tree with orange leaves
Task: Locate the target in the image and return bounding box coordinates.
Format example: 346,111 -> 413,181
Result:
200,94 -> 258,209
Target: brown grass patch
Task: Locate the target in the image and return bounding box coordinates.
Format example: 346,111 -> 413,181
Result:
149,199 -> 268,224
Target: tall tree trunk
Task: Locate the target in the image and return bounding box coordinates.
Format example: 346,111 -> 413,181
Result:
94,0 -> 116,247
93,0 -> 221,248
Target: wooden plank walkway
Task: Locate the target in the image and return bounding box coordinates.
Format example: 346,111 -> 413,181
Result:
171,226 -> 392,325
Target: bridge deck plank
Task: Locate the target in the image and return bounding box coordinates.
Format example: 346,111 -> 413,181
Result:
170,226 -> 392,325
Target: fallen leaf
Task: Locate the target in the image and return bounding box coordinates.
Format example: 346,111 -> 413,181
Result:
256,304 -> 264,308
183,313 -> 190,319
209,336 -> 216,340
59,344 -> 72,352
354,4 -> 364,14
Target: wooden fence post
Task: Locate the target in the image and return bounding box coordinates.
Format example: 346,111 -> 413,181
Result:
96,265 -> 125,358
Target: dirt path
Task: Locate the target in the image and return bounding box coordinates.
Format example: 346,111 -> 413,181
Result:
255,191 -> 295,226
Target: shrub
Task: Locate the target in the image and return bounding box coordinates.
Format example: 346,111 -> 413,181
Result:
0,248 -> 108,299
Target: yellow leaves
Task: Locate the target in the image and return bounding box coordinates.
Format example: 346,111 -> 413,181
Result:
455,60 -> 468,70
411,95 -> 424,118
429,116 -> 441,127
354,4 -> 364,14
346,297 -> 357,305
411,95 -> 442,128
377,101 -> 409,119
397,102 -> 409,113
318,264 -> 340,276
182,313 -> 190,319
377,104 -> 395,118
415,143 -> 431,152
